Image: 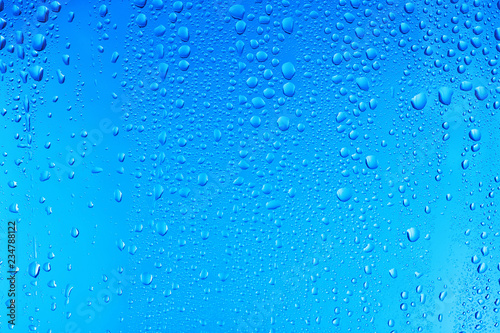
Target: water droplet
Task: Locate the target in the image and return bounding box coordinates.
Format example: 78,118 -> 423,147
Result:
337,188 -> 353,202
156,222 -> 168,236
228,5 -> 245,20
438,87 -> 453,105
477,262 -> 487,274
28,262 -> 41,278
266,200 -> 281,210
32,34 -> 47,51
282,17 -> 294,34
114,189 -> 123,202
406,227 -> 420,242
200,269 -> 209,279
70,227 -> 79,238
469,129 -> 481,141
411,92 -> 427,110
9,203 -> 19,213
277,116 -> 290,131
154,185 -> 164,200
365,155 -> 378,169
140,273 -> 153,285
281,62 -> 296,80
355,77 -> 370,91
250,116 -> 261,128
474,86 -> 488,100
136,14 -> 148,28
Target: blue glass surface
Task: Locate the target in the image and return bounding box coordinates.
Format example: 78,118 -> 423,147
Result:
0,0 -> 499,332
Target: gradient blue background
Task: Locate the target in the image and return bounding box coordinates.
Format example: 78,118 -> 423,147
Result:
0,0 -> 499,332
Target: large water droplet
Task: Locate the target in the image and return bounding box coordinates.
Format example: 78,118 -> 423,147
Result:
406,227 -> 420,242
337,188 -> 353,202
411,93 -> 427,110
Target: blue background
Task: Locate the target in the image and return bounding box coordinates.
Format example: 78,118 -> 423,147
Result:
0,0 -> 499,332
